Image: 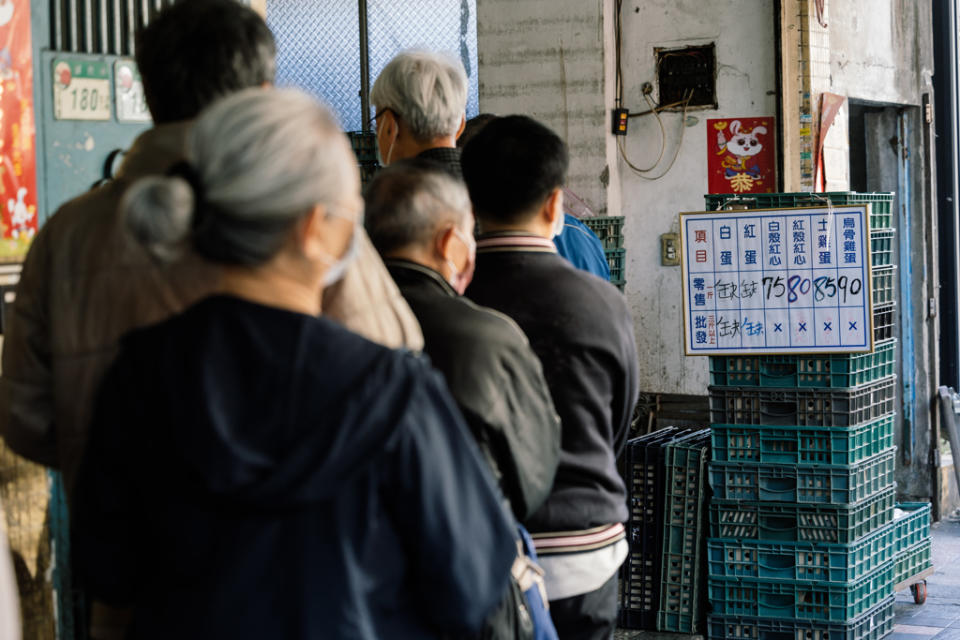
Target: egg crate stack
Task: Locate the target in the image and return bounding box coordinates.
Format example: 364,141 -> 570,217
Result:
703,192 -> 899,640
581,216 -> 626,291
618,427 -> 711,634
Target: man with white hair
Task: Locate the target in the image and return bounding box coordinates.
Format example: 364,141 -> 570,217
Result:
366,159 -> 560,526
370,49 -> 467,176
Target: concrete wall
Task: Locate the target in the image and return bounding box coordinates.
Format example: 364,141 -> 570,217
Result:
617,0 -> 778,394
830,0 -> 934,106
475,0 -> 616,216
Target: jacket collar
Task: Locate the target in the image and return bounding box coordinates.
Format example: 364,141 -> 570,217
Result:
475,231 -> 558,254
115,121 -> 193,181
385,259 -> 458,297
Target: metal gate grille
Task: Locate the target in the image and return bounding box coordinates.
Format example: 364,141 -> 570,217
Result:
48,0 -> 177,55
267,0 -> 479,132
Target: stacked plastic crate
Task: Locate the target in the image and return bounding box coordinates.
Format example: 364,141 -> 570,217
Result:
704,192 -> 898,640
581,216 -> 626,291
618,428 -> 711,633
346,131 -> 380,187
893,502 -> 933,603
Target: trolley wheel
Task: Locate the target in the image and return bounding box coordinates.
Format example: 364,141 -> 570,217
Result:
911,580 -> 928,605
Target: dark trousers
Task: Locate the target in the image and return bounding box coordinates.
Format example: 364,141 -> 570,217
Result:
548,574 -> 618,640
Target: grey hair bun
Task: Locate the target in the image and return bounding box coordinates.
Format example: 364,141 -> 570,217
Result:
121,175 -> 196,260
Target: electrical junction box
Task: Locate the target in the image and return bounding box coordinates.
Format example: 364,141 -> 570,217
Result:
661,233 -> 680,266
655,44 -> 717,109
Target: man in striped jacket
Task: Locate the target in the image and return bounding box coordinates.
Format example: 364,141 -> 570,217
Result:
462,115 -> 640,640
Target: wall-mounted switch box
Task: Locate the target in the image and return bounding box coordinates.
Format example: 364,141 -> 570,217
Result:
661,233 -> 680,266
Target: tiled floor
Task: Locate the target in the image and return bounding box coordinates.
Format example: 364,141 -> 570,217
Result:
614,516 -> 960,640
891,517 -> 960,639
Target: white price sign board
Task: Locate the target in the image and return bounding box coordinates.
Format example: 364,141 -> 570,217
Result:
53,59 -> 111,121
680,205 -> 874,355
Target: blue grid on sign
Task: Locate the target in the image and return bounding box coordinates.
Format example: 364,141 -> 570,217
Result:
266,1 -> 479,133
683,208 -> 869,354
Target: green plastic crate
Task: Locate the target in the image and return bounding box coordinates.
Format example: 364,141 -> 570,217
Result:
707,595 -> 895,640
606,248 -> 625,281
707,560 -> 894,622
709,339 -> 896,388
874,303 -> 896,342
708,376 -> 897,427
894,539 -> 932,586
347,131 -> 379,165
871,229 -> 896,267
611,278 -> 625,292
658,431 -> 710,633
872,265 -> 896,306
710,413 -> 896,466
709,448 -> 896,504
710,486 -> 895,544
581,216 -> 624,249
708,521 -> 896,583
894,503 -> 932,552
703,192 -> 894,229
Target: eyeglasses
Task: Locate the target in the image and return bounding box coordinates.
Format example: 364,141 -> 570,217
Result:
367,107 -> 393,131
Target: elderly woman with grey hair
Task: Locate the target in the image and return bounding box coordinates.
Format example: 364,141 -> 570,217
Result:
70,88 -> 516,639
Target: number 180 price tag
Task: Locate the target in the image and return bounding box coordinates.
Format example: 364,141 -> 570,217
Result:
53,59 -> 111,121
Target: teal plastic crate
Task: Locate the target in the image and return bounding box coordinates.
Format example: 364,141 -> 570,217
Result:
703,191 -> 894,229
709,448 -> 895,504
710,487 -> 895,544
708,521 -> 896,583
894,503 -> 932,552
707,594 -> 895,640
709,339 -> 896,388
347,131 -> 379,165
581,216 -> 624,249
871,229 -> 896,267
658,430 -> 710,634
606,248 -> 625,281
710,413 -> 896,466
611,278 -> 625,292
872,265 -> 897,306
894,539 -> 932,586
707,560 -> 894,622
874,303 -> 895,342
709,376 -> 897,427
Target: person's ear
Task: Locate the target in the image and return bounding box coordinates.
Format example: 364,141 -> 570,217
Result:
435,225 -> 457,261
455,114 -> 467,140
544,187 -> 564,227
298,204 -> 329,261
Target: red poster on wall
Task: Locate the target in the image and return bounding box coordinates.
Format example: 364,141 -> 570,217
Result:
707,117 -> 776,195
0,0 -> 38,261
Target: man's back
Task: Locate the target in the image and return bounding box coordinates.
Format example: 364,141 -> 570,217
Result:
0,124 -> 218,486
465,236 -> 638,534
387,259 -> 559,521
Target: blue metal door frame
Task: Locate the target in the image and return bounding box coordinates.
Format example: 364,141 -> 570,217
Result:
898,111 -> 917,462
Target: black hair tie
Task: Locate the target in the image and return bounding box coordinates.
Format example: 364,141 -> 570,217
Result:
167,161 -> 207,229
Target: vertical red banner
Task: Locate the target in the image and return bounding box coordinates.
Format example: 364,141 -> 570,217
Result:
707,117 -> 776,195
0,0 -> 38,260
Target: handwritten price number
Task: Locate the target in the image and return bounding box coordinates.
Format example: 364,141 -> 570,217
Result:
763,275 -> 862,304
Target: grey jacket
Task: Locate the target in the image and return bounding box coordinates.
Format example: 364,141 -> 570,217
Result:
387,260 -> 561,521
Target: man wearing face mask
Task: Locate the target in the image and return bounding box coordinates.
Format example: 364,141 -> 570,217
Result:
365,159 -> 561,527
462,116 -> 639,640
370,49 -> 467,176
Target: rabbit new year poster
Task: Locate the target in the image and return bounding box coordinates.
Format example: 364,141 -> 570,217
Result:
707,117 -> 775,195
